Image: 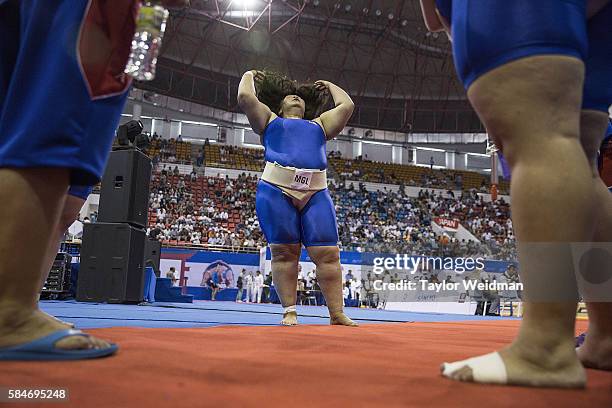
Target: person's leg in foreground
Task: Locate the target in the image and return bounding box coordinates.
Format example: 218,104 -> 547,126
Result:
445,59 -> 591,388
427,0 -> 611,387
0,172 -> 113,355
576,112 -> 612,371
0,0 -> 136,359
575,1 -> 612,372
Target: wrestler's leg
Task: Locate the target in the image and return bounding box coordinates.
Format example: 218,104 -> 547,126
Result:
306,246 -> 357,326
576,111 -> 612,371
444,56 -> 592,388
255,180 -> 302,325
301,189 -> 356,326
0,169 -> 109,351
270,243 -> 301,325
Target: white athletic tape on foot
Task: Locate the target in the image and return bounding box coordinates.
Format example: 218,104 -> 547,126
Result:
442,352 -> 508,384
283,305 -> 297,314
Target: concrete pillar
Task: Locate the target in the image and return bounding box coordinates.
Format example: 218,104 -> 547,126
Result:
445,151 -> 456,169
352,140 -> 362,159
392,145 -> 403,164
132,103 -> 142,121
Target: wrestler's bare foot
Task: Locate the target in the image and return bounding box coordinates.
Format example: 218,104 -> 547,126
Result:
443,340 -> 586,388
0,308 -> 109,351
280,311 -> 298,326
577,331 -> 612,371
330,313 -> 358,327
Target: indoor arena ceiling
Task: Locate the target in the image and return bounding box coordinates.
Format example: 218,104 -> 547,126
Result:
135,0 -> 484,133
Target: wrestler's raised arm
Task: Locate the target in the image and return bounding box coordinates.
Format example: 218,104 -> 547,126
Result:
237,70 -> 275,135
313,80 -> 354,140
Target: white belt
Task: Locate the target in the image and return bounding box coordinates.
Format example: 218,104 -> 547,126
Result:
261,161 -> 327,191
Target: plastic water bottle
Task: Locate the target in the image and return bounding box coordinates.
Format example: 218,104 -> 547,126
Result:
125,3 -> 170,81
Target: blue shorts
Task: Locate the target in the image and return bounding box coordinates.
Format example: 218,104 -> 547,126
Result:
436,0 -> 612,113
255,180 -> 339,247
0,0 -> 133,185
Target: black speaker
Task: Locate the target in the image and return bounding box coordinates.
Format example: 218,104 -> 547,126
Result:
145,238 -> 162,277
77,222 -> 146,303
98,149 -> 152,228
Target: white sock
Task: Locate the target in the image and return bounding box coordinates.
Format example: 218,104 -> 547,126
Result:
441,352 -> 508,384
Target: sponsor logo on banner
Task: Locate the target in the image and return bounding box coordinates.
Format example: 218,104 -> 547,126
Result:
434,217 -> 459,231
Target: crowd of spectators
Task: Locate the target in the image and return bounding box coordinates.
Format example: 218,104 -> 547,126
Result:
146,133 -> 192,165
331,181 -> 516,259
422,189 -> 515,247
145,166 -> 517,261
147,172 -> 264,250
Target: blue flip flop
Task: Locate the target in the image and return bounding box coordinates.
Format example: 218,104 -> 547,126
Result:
0,329 -> 118,361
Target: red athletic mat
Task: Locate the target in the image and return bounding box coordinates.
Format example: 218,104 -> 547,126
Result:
1,320 -> 610,408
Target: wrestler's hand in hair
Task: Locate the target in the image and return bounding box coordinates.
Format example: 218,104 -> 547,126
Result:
250,70 -> 266,84
314,80 -> 330,94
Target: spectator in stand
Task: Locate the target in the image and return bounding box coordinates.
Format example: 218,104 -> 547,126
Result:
196,148 -> 205,167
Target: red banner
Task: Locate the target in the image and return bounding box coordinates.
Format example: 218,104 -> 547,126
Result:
434,217 -> 459,231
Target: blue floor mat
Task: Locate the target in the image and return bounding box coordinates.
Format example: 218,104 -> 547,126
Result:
39,300 -> 510,329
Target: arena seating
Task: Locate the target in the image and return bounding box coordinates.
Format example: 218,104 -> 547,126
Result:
202,143 -> 510,194
204,144 -> 264,172
146,168 -> 516,259
146,136 -> 192,163
147,171 -> 264,251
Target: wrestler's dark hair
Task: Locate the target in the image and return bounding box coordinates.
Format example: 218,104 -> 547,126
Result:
255,70 -> 331,120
